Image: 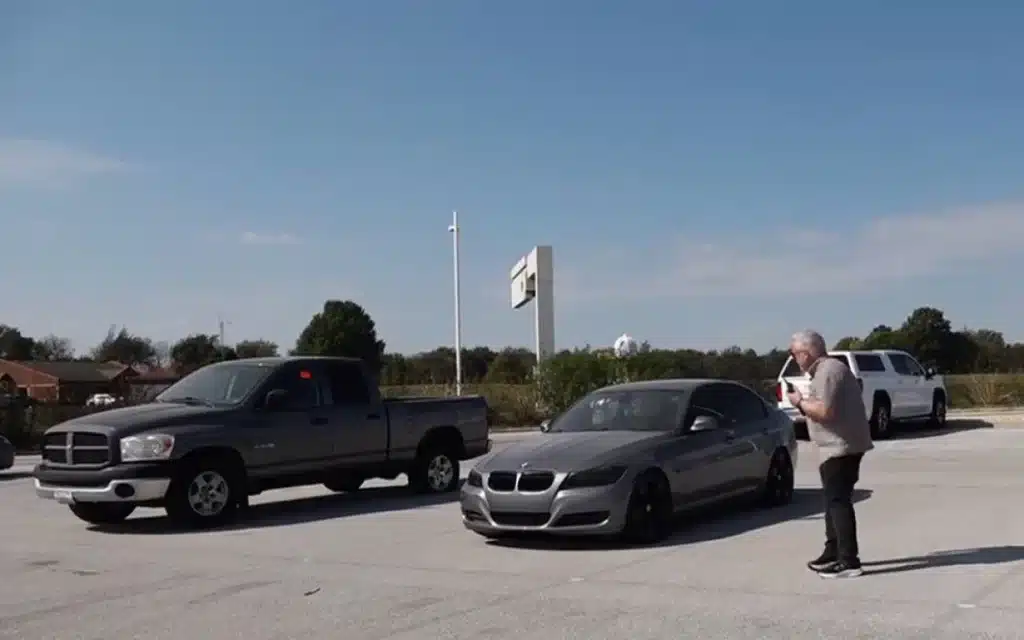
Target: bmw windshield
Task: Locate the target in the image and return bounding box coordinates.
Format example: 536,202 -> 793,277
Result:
548,389 -> 688,433
155,363 -> 273,407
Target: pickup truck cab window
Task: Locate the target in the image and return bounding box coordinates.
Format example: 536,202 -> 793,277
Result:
264,366 -> 321,410
324,360 -> 371,405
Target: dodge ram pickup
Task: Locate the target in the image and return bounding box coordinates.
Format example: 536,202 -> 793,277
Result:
33,356 -> 490,528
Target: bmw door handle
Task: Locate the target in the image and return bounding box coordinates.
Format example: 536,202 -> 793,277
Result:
310,416 -> 328,426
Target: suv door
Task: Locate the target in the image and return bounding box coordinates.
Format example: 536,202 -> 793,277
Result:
890,353 -> 931,417
886,353 -> 924,418
248,363 -> 334,477
322,360 -> 389,465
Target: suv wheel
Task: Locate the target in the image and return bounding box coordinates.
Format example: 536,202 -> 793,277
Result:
165,458 -> 241,528
870,397 -> 892,440
69,503 -> 135,525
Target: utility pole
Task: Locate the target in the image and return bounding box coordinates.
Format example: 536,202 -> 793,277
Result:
447,211 -> 463,395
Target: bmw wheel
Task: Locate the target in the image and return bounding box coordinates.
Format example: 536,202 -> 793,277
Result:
620,471 -> 673,545
761,449 -> 795,507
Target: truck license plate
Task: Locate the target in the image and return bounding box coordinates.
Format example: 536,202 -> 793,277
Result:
53,490 -> 74,504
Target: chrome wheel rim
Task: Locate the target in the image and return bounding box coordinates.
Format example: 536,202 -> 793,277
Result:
187,470 -> 230,517
936,399 -> 946,424
877,407 -> 889,434
427,455 -> 454,491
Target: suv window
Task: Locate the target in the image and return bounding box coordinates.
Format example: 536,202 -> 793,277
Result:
887,353 -> 916,376
853,354 -> 886,372
324,361 -> 371,405
267,365 -> 321,410
890,353 -> 924,376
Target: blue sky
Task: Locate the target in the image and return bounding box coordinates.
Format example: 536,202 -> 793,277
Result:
3,1 -> 1024,356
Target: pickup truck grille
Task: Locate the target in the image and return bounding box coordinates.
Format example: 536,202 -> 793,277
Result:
486,470 -> 555,492
42,431 -> 112,466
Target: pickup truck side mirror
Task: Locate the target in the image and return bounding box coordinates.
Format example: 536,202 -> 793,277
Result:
264,388 -> 289,411
924,367 -> 936,379
539,419 -> 551,432
689,415 -> 719,432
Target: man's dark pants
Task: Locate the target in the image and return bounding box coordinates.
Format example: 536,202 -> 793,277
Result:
819,453 -> 864,562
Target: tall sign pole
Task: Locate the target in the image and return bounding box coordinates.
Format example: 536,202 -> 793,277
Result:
448,211 -> 463,395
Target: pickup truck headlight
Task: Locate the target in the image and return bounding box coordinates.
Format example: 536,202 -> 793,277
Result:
466,469 -> 483,487
560,465 -> 627,490
120,434 -> 175,462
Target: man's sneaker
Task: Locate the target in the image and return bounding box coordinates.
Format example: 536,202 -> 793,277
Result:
807,551 -> 837,572
817,560 -> 863,578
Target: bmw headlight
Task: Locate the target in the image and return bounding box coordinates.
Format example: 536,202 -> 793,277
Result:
120,434 -> 175,462
560,465 -> 627,490
467,469 -> 483,487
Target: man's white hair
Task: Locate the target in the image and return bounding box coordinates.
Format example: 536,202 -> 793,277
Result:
791,330 -> 828,357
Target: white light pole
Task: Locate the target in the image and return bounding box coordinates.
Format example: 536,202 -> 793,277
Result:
448,211 -> 463,395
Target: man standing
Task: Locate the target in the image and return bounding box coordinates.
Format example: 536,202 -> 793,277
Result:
786,330 -> 874,578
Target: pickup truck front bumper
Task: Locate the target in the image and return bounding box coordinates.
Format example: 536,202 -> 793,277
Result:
34,462 -> 171,505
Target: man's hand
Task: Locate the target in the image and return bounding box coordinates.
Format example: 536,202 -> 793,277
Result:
787,390 -> 803,407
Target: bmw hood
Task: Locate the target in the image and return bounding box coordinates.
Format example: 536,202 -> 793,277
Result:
478,431 -> 665,473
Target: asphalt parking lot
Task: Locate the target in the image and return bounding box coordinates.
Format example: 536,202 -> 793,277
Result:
3,420 -> 1024,639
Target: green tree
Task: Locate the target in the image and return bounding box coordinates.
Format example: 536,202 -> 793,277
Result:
485,348 -> 535,384
832,336 -> 861,350
31,335 -> 74,360
899,307 -> 954,368
235,339 -> 279,358
292,300 -> 386,374
90,326 -> 157,366
0,325 -> 36,360
171,334 -> 235,374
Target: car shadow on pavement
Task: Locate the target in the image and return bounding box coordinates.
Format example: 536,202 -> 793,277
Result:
888,418 -> 993,440
863,545 -> 1024,575
486,487 -> 872,551
88,481 -> 464,535
0,471 -> 32,482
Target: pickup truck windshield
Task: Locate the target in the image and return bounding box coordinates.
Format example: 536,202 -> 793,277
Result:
549,390 -> 687,433
156,363 -> 273,406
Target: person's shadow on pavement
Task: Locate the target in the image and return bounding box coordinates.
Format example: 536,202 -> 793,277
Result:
864,546 -> 1024,575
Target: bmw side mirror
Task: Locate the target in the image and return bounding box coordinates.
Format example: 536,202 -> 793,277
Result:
690,415 -> 719,432
539,419 -> 551,433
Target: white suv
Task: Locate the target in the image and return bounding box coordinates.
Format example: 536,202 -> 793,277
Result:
775,349 -> 947,439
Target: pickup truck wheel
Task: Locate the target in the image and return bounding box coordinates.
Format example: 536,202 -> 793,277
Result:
409,447 -> 460,494
165,462 -> 239,528
870,397 -> 892,440
324,476 -> 364,493
69,503 -> 135,525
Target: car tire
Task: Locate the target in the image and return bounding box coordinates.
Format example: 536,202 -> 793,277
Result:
870,396 -> 893,440
69,503 -> 135,525
324,476 -> 365,493
760,448 -> 795,507
408,446 -> 460,494
929,392 -> 947,429
620,470 -> 673,545
164,457 -> 242,528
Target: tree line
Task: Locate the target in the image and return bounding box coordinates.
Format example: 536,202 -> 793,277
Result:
2,303 -> 1022,384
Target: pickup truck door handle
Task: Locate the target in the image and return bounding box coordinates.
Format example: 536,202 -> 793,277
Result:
367,412 -> 381,420
310,416 -> 328,426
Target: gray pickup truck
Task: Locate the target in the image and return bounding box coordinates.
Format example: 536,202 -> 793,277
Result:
32,356 -> 490,528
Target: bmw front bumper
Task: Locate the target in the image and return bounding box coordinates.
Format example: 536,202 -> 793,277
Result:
460,471 -> 635,537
